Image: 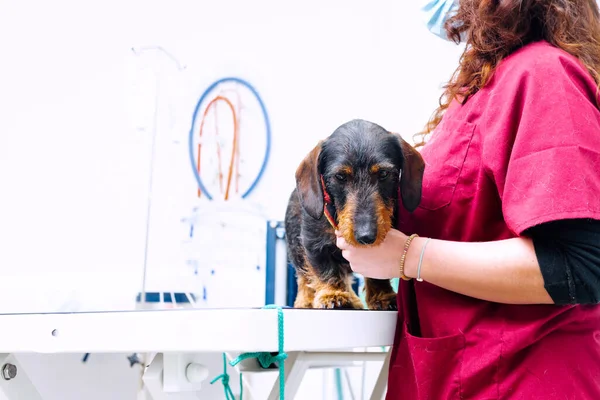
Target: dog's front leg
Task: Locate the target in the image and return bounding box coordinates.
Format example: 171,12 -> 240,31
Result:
293,271 -> 316,308
308,262 -> 364,310
364,278 -> 398,310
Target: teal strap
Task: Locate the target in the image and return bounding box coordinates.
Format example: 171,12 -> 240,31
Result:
334,368 -> 344,400
230,305 -> 288,399
211,305 -> 288,399
210,352 -> 242,400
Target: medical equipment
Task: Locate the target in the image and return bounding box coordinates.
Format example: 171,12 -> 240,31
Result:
188,76 -> 271,201
136,71 -> 276,311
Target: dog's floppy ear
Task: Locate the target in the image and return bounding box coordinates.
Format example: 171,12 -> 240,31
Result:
391,133 -> 425,212
295,141 -> 324,219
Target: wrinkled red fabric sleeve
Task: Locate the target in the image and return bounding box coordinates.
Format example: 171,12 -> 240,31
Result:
483,52 -> 600,236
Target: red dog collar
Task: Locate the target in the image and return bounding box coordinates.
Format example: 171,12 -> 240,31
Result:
320,175 -> 338,229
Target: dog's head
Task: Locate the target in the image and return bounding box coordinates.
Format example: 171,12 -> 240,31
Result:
295,119 -> 425,247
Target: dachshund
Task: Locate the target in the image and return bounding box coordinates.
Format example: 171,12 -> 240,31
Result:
284,119 -> 425,310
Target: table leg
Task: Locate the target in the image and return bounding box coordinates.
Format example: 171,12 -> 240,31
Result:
369,349 -> 390,400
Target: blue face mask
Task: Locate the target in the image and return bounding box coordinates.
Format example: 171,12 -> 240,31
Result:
420,0 -> 462,42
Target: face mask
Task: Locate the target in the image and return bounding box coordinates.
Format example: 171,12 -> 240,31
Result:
420,0 -> 462,42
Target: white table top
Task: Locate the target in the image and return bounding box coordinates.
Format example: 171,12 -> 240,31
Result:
0,308 -> 398,354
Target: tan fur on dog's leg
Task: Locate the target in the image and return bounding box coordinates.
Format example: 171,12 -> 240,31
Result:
311,276 -> 364,309
365,278 -> 397,310
293,272 -> 316,308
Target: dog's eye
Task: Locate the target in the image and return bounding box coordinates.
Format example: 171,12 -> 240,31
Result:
378,170 -> 390,180
335,173 -> 347,182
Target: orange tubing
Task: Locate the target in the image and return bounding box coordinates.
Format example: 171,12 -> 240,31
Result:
196,95 -> 239,200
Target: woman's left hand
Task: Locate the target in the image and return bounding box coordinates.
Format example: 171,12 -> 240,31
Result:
335,228 -> 407,279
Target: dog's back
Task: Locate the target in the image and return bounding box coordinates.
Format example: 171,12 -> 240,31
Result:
284,189 -> 306,277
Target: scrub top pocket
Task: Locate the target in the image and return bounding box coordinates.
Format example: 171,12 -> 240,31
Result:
417,118 -> 476,211
388,322 -> 466,399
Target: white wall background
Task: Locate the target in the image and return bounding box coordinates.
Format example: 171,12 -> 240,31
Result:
0,1 -> 463,398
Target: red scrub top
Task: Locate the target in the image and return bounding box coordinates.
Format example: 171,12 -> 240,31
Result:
388,40 -> 600,399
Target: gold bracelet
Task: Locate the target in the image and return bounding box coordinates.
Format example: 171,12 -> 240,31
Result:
399,233 -> 418,281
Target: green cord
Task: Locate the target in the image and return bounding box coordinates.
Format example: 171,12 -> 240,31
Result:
210,352 -> 242,400
211,305 -> 288,399
334,368 -> 344,400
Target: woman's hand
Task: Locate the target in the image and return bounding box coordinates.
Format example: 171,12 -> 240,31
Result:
335,228 -> 407,279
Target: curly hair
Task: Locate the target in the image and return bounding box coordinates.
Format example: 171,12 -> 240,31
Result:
414,0 -> 600,147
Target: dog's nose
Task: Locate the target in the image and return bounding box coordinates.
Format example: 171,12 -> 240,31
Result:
355,230 -> 377,245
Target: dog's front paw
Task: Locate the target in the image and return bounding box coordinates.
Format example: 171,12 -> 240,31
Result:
366,292 -> 398,311
313,290 -> 364,310
293,296 -> 314,309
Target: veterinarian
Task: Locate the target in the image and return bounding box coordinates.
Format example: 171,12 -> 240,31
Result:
336,0 -> 600,398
